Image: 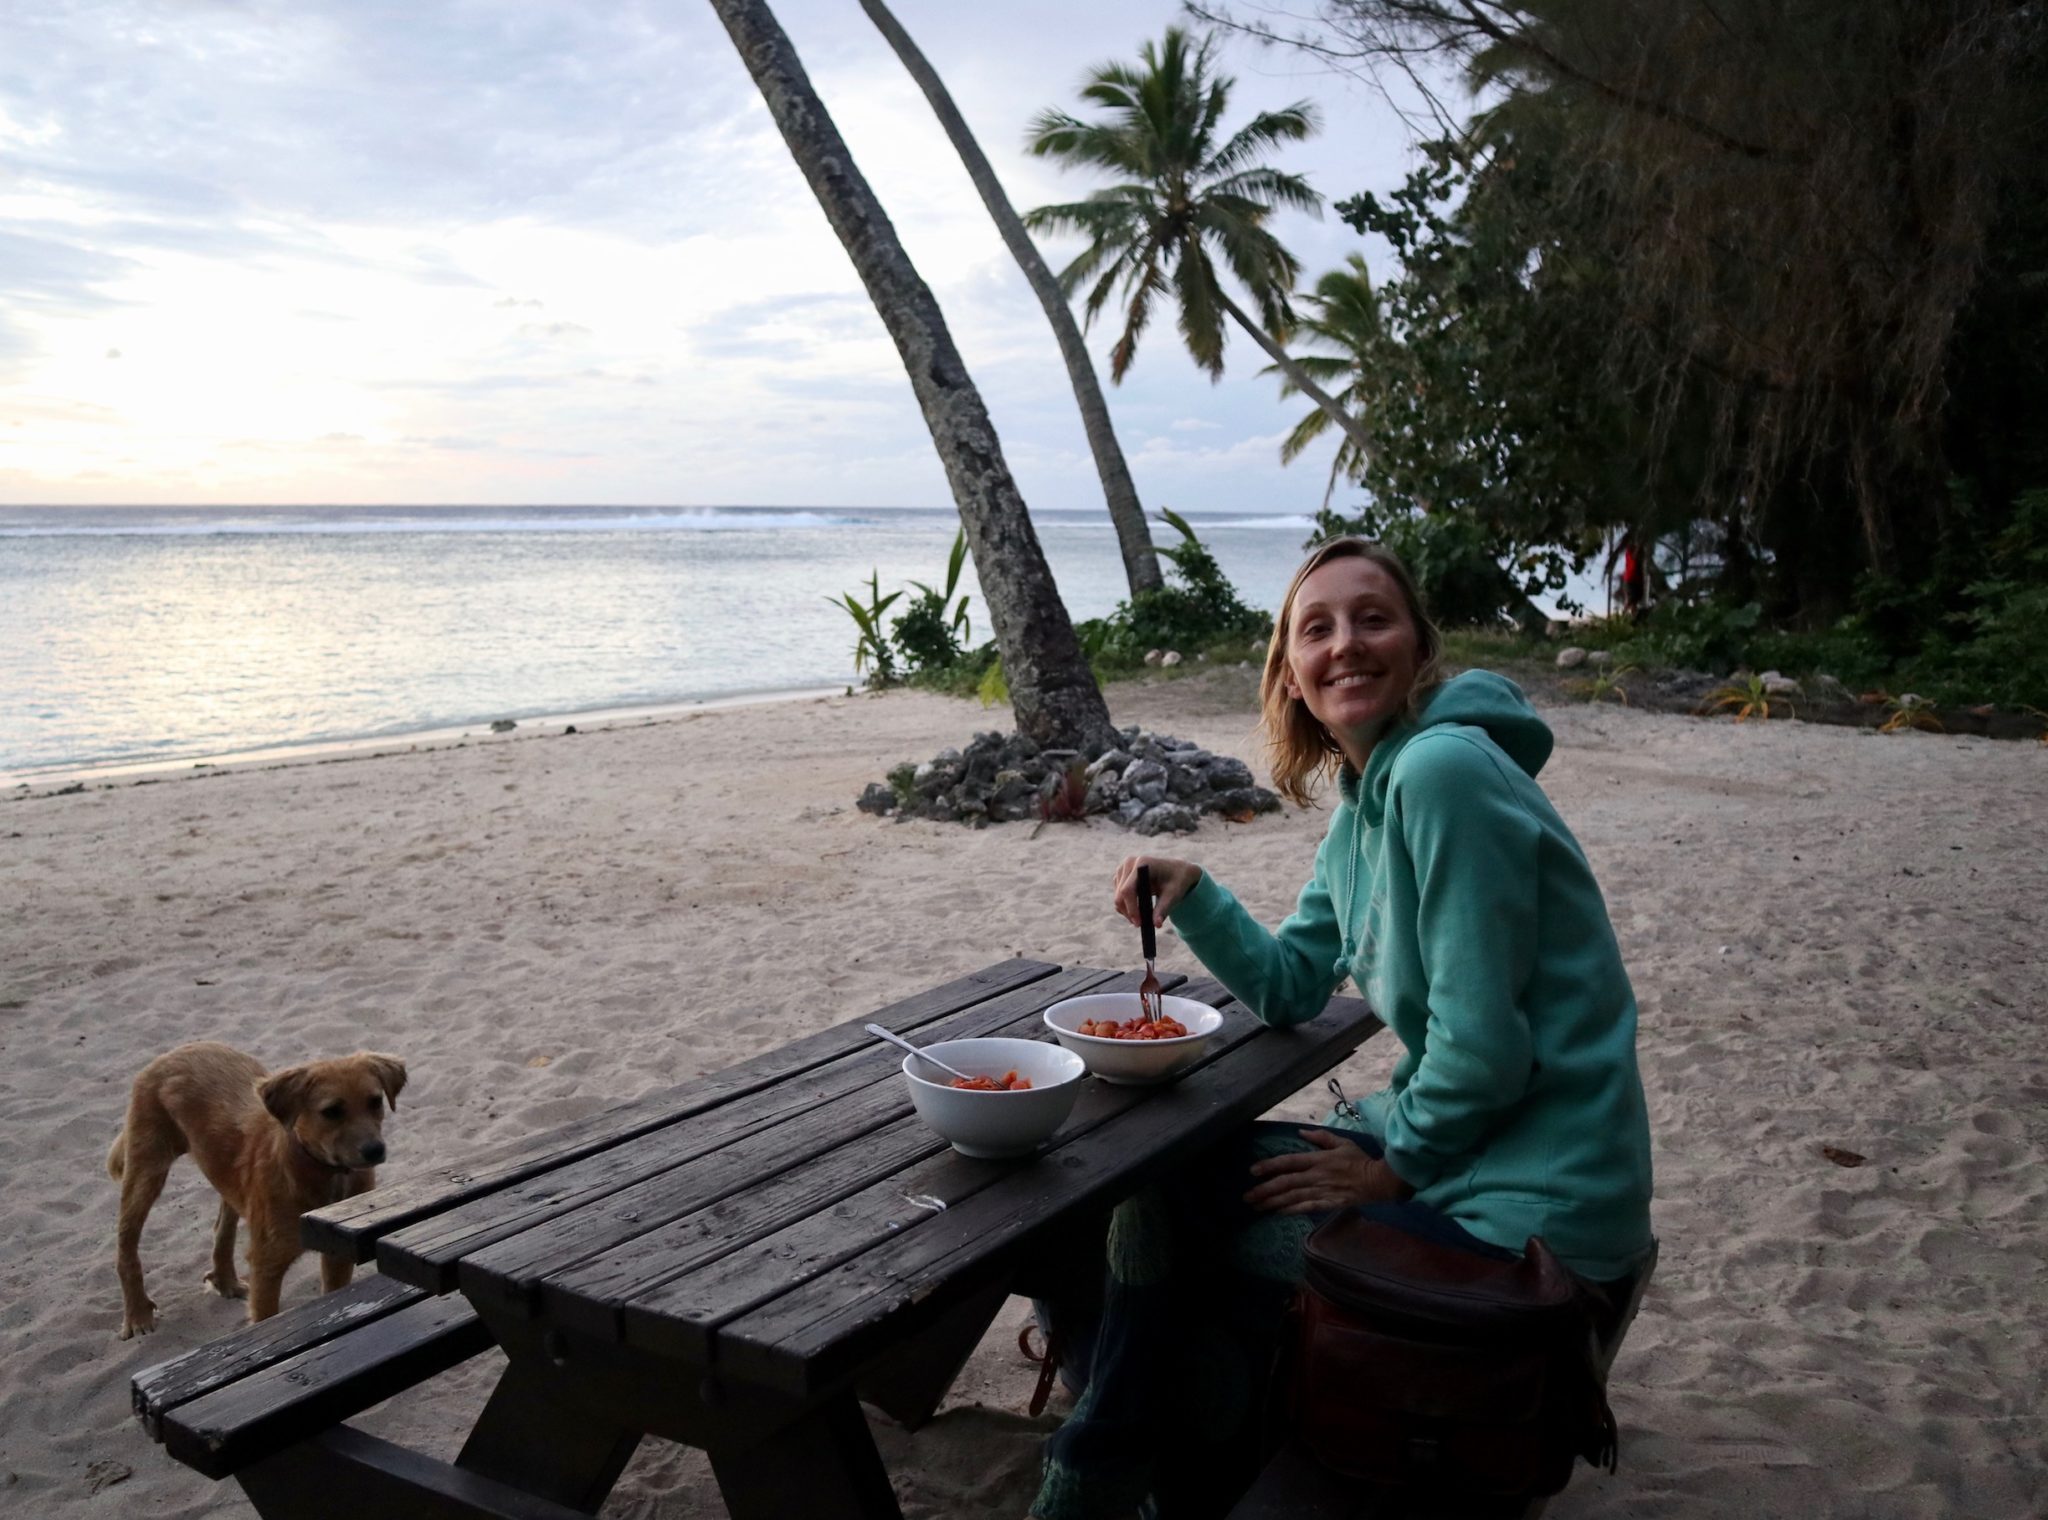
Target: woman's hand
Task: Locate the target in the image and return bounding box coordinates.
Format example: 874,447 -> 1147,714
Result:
1244,1130 -> 1414,1215
1111,856 -> 1202,928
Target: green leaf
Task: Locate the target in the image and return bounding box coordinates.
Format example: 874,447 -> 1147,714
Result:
977,656 -> 1009,708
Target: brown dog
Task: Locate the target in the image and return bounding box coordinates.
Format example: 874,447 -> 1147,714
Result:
109,1042 -> 406,1339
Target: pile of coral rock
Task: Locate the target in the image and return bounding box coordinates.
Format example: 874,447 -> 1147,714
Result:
857,727 -> 1282,834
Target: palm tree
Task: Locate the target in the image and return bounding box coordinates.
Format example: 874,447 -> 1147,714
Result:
707,0 -> 1115,751
858,0 -> 1163,597
1264,254 -> 1382,505
1022,27 -> 1374,459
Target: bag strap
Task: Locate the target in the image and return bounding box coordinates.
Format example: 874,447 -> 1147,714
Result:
1018,1318 -> 1061,1418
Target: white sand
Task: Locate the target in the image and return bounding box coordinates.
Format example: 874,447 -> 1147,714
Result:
1,673 -> 2042,1517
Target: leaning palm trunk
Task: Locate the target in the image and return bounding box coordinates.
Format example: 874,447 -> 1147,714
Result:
708,0 -> 1115,750
1215,290 -> 1375,461
858,0 -> 1164,597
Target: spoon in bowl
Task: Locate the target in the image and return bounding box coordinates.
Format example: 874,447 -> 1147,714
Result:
1136,864 -> 1164,1024
866,1022 -> 978,1085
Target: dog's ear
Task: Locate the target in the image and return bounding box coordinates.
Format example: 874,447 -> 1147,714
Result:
360,1053 -> 407,1111
258,1065 -> 314,1126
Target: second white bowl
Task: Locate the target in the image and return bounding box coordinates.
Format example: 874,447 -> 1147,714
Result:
1042,992 -> 1224,1085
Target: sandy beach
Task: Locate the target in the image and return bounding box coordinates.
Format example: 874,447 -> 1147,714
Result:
2,669 -> 2042,1518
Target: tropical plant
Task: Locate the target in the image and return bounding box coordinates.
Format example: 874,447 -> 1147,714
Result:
857,0 -> 1163,597
1022,27 -> 1372,457
1616,599 -> 1765,674
977,655 -> 1009,709
827,571 -> 902,687
1700,673 -> 1783,724
1877,694 -> 1944,735
890,528 -> 974,674
1567,664 -> 1639,706
1265,254 -> 1382,502
1092,507 -> 1272,661
709,0 -> 1115,750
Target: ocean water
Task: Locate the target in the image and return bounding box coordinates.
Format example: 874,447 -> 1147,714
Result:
0,504 -> 1320,780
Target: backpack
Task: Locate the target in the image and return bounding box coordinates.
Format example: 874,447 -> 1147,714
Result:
1292,1214 -> 1621,1499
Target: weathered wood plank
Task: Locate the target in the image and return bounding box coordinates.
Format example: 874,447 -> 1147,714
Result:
479,1113 -> 942,1333
484,968 -> 1152,1332
380,965 -> 1120,1293
302,957 -> 1060,1260
718,995 -> 1380,1394
160,1294 -> 493,1480
132,1274 -> 422,1439
613,979 -> 1245,1362
378,1055 -> 907,1293
236,1425 -> 597,1520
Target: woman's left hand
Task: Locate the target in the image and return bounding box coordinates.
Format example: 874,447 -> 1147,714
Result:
1244,1130 -> 1414,1215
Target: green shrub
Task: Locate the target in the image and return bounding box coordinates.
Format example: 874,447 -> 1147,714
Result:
826,571 -> 902,687
1314,502 -> 1584,627
1091,508 -> 1272,662
889,528 -> 974,676
1613,600 -> 1762,672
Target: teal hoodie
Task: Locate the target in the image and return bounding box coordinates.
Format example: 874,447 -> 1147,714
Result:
1170,670 -> 1654,1280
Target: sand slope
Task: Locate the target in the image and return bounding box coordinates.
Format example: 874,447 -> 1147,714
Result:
1,674 -> 2041,1517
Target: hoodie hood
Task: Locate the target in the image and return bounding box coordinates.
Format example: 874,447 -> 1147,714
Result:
1348,670 -> 1554,826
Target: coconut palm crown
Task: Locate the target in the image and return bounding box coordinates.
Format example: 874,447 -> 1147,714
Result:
1022,27 -> 1323,384
1263,253 -> 1382,501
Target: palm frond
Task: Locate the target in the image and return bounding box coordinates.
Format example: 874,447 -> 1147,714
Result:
1108,247 -> 1170,382
1259,353 -> 1354,390
1171,243 -> 1228,381
1205,167 -> 1324,218
1200,203 -> 1303,327
1277,405 -> 1331,464
1202,103 -> 1321,180
1025,112 -> 1151,178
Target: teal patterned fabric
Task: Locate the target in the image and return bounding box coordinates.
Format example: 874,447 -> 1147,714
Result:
1029,1128 -> 1317,1520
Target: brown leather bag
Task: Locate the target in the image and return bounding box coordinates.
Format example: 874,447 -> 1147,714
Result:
1292,1214 -> 1620,1499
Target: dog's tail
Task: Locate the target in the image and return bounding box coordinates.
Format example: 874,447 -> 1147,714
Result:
107,1132 -> 125,1181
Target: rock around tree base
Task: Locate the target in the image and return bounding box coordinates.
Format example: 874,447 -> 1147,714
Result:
856,726 -> 1282,833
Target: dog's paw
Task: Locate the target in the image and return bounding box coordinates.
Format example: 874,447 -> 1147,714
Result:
203,1269 -> 247,1300
119,1303 -> 158,1340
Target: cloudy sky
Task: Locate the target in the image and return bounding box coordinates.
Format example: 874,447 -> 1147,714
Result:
1,1 -> 1443,513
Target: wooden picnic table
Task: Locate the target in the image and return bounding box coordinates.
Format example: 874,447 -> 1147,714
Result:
140,958 -> 1380,1520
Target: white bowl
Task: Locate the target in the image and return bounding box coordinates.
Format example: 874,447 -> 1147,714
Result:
900,1036 -> 1087,1158
1042,993 -> 1225,1086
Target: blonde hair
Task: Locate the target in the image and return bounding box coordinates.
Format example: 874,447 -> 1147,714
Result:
1259,538 -> 1445,807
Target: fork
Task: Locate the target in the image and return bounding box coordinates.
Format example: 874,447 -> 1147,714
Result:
1135,864 -> 1163,1023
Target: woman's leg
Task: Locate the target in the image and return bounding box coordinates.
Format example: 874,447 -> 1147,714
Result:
1030,1123 -> 1320,1520
1029,1122 -> 1522,1519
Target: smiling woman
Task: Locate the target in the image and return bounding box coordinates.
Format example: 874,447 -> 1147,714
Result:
1259,536 -> 1444,806
1033,535 -> 1657,1518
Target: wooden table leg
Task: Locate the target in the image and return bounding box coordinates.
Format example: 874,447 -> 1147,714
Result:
456,1357 -> 642,1513
709,1387 -> 902,1520
856,1275 -> 1011,1431
238,1425 -> 595,1520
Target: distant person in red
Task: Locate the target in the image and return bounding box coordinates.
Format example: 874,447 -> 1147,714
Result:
1612,531 -> 1649,621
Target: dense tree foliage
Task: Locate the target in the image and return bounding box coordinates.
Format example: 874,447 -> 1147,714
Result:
1208,0 -> 2048,702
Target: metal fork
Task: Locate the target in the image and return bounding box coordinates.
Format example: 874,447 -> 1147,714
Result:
1135,864 -> 1163,1023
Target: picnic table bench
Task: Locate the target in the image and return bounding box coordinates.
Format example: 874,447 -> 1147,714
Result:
132,958 -> 1381,1519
